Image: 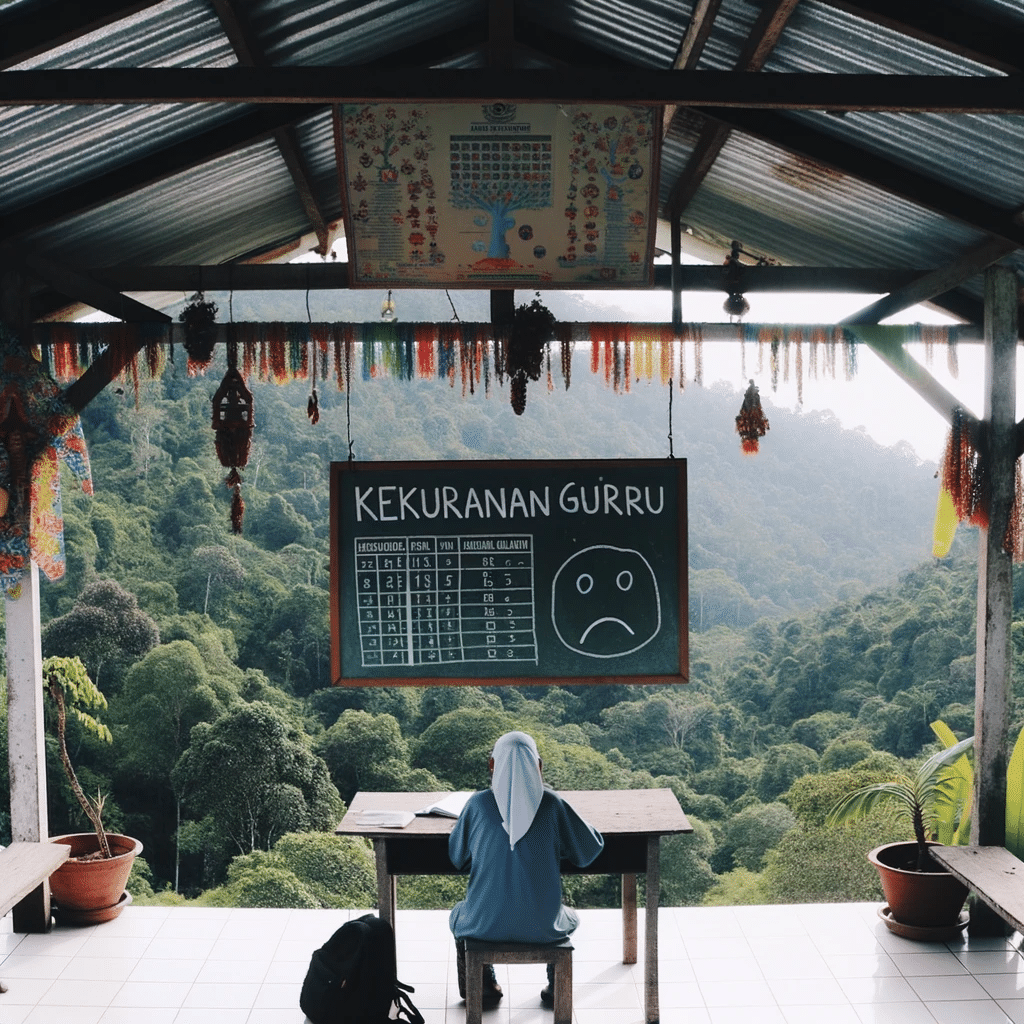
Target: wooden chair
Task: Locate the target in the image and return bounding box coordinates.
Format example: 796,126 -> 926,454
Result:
464,938 -> 572,1024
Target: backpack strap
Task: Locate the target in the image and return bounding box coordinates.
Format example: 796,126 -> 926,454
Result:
392,982 -> 425,1024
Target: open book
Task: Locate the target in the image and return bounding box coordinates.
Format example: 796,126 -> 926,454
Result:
415,791 -> 473,818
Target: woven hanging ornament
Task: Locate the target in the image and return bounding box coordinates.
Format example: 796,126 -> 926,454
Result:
179,291 -> 218,373
735,379 -> 769,454
211,365 -> 254,534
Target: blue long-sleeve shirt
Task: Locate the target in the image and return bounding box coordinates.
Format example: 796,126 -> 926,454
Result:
448,788 -> 605,943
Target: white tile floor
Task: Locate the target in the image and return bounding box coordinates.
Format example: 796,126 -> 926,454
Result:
3,902 -> 1024,1023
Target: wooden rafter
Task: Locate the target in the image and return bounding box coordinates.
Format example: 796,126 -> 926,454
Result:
665,0 -> 800,216
661,0 -> 725,137
814,0 -> 1022,74
0,0 -> 163,71
0,104 -> 322,241
841,237 -> 1019,326
209,0 -> 331,255
15,252 -> 169,324
3,68 -> 1024,111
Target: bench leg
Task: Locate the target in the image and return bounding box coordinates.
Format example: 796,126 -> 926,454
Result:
553,954 -> 572,1024
465,954 -> 483,1024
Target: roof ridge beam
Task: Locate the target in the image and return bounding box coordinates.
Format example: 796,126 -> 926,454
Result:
2,69 -> 1024,111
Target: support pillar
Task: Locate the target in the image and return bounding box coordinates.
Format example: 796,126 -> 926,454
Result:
970,264 -> 1018,930
6,565 -> 53,932
671,213 -> 682,335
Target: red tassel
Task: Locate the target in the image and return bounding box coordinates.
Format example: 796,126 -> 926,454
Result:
307,388 -> 320,425
735,379 -> 769,454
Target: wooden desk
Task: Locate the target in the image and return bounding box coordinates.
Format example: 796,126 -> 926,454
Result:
337,788 -> 690,1024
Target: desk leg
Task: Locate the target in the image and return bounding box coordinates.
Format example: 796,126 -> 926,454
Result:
373,839 -> 396,931
621,874 -> 637,964
645,836 -> 660,1024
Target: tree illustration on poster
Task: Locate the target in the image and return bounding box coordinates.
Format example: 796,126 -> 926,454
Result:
449,104 -> 553,266
330,460 -> 688,687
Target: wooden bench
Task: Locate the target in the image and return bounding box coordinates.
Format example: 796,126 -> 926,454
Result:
464,939 -> 572,1024
0,842 -> 70,993
930,845 -> 1024,934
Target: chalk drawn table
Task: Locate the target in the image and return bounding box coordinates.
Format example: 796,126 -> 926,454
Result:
337,788 -> 690,1024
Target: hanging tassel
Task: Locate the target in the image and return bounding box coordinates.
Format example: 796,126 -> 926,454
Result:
227,468 -> 245,535
735,379 -> 769,454
307,387 -> 320,425
941,409 -> 987,527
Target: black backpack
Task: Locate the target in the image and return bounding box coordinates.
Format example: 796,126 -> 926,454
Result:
299,913 -> 424,1024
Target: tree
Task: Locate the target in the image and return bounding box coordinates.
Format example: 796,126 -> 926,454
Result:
660,817 -> 717,906
412,708 -> 518,790
42,579 -> 159,693
117,640 -> 231,890
716,802 -> 796,872
756,744 -> 820,802
172,702 -> 343,869
316,710 -> 442,804
178,545 -> 244,616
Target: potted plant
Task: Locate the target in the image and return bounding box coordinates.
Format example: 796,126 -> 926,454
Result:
826,735 -> 974,936
43,655 -> 142,924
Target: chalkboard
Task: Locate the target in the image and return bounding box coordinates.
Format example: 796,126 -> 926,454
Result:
330,459 -> 687,686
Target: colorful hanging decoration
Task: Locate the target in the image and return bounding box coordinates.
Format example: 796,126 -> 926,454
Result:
179,291 -> 219,372
0,323 -> 92,597
939,407 -> 987,528
211,353 -> 254,535
735,379 -> 769,454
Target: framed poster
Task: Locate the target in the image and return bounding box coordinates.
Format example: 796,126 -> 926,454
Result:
339,102 -> 659,288
330,459 -> 687,686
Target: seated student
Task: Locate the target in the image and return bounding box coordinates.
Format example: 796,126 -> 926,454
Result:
448,731 -> 605,1008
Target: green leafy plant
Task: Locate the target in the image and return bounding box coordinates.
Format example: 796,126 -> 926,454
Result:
826,735 -> 974,871
931,719 -> 1024,860
43,655 -> 114,858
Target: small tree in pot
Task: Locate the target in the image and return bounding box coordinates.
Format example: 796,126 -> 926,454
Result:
43,656 -> 141,921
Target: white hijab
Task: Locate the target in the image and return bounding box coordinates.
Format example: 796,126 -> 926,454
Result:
490,731 -> 544,850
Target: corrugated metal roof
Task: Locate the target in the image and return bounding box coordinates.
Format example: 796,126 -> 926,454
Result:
248,0 -> 485,66
0,0 -> 1021,324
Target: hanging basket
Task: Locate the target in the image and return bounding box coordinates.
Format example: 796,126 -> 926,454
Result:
735,379 -> 769,454
179,291 -> 218,369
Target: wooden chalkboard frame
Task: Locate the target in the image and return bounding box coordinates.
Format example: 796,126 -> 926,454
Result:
330,459 -> 687,686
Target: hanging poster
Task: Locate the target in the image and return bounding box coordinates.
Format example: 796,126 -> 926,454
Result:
339,102 -> 659,289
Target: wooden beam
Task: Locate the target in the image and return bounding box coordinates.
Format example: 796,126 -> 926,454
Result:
209,0 -> 331,255
15,251 -> 171,323
851,328 -> 970,426
63,339 -> 152,413
87,262 -> 940,293
841,237 -> 1019,325
972,266 -> 1017,853
0,104 -> 323,240
2,68 -> 1024,112
0,1 -> 163,71
662,0 -> 724,136
666,0 -> 800,215
699,108 -> 1024,251
815,0 -> 1022,74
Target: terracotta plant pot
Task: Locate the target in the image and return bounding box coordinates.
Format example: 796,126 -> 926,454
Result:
868,841 -> 969,928
48,833 -> 142,924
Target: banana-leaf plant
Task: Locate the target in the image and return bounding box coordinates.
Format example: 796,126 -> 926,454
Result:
931,719 -> 1024,860
43,655 -> 114,858
826,735 -> 975,871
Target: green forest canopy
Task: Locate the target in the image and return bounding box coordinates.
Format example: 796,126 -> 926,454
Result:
0,302 -> 1000,909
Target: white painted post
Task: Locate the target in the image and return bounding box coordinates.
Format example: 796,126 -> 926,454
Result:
6,564 -> 53,931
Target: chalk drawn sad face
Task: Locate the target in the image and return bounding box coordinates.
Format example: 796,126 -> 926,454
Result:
551,545 -> 661,658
